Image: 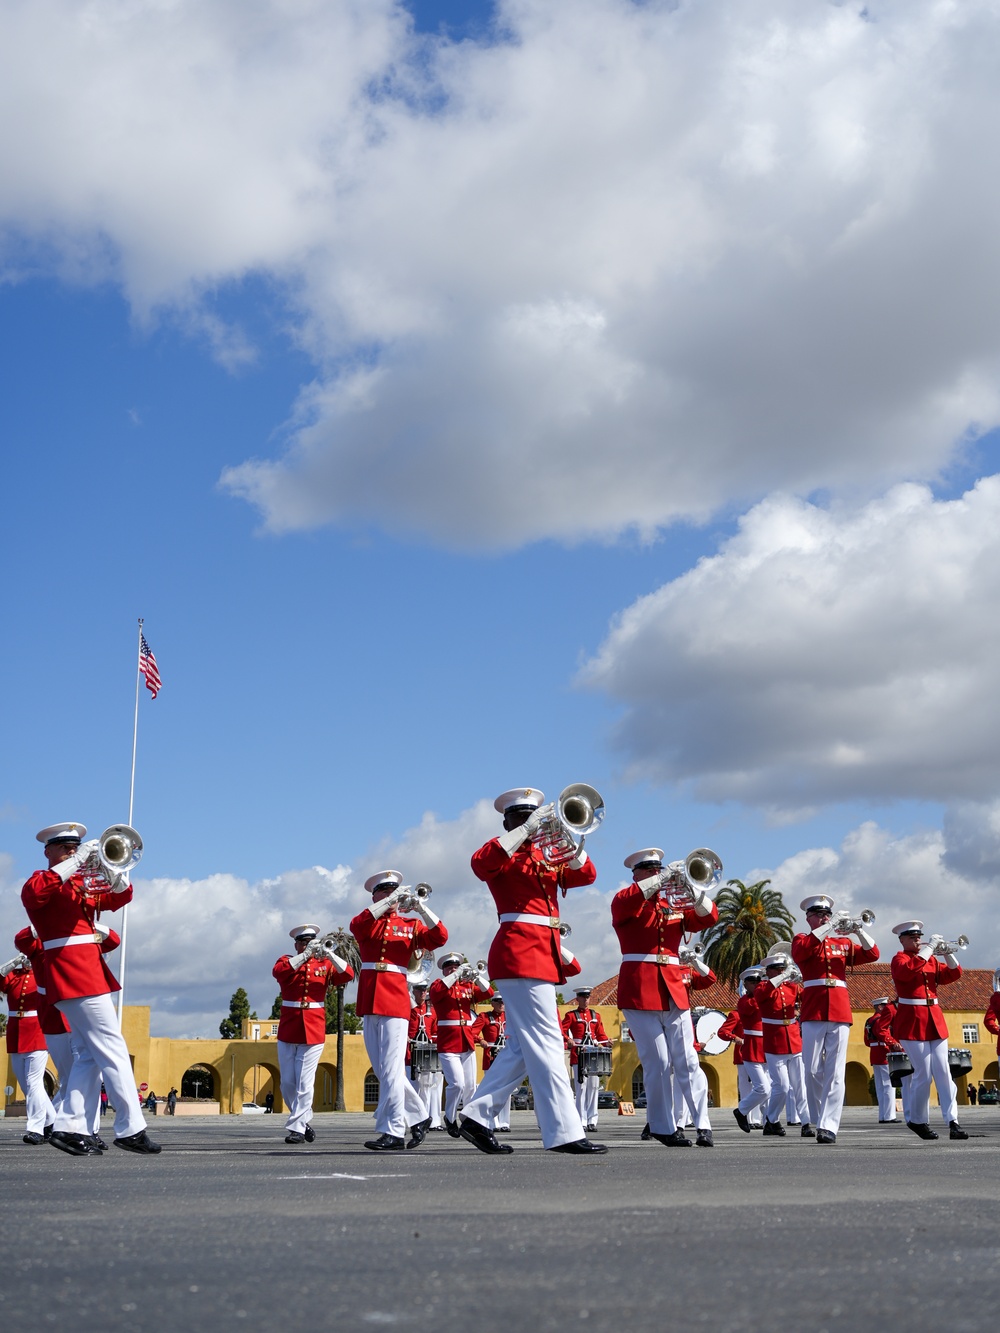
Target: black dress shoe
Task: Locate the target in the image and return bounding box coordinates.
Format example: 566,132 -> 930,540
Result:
907,1122 -> 939,1141
549,1139 -> 608,1154
800,1123 -> 816,1138
733,1108 -> 751,1134
586,1124 -> 598,1133
22,1132 -> 46,1145
640,1123 -> 652,1141
364,1133 -> 406,1151
497,1126 -> 510,1132
878,1119 -> 897,1123
762,1120 -> 786,1137
444,1116 -> 462,1139
50,1131 -> 102,1156
652,1129 -> 692,1147
407,1117 -> 431,1149
815,1129 -> 837,1144
695,1129 -> 714,1147
114,1131 -> 162,1154
94,1137 -> 109,1151
458,1117 -> 513,1155
285,1131 -> 306,1144
43,1124 -> 54,1140
303,1124 -> 316,1143
949,1121 -> 969,1140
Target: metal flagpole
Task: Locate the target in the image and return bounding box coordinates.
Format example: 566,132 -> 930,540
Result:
115,618 -> 144,1027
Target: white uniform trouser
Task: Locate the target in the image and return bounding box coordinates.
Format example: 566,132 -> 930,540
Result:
575,1071 -> 599,1126
54,994 -> 146,1139
737,1067 -> 762,1125
462,978 -> 585,1149
439,1049 -> 478,1123
411,1070 -> 443,1126
44,1031 -> 101,1134
800,1020 -> 850,1134
900,1038 -> 958,1126
11,1050 -> 56,1134
899,1069 -> 913,1121
738,1060 -> 771,1116
786,1052 -> 809,1124
873,1064 -> 896,1120
764,1052 -> 802,1124
277,1040 -> 323,1135
626,1006 -> 711,1135
364,1015 -> 426,1139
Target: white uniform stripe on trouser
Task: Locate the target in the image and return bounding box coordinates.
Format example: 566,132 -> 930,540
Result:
438,1049 -> 478,1123
622,1006 -> 711,1135
800,1020 -> 850,1134
873,1064 -> 896,1120
363,1015 -> 427,1139
54,993 -> 147,1139
899,1037 -> 958,1126
277,1040 -> 324,1134
10,1050 -> 56,1134
461,978 -> 586,1149
738,1060 -> 771,1116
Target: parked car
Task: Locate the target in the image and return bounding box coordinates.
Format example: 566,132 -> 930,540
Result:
632,1092 -> 647,1110
597,1090 -> 619,1110
511,1086 -> 534,1110
979,1082 -> 999,1106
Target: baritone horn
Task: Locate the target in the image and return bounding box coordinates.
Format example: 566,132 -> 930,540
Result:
95,824 -> 143,880
407,947 -> 435,989
535,783 -> 605,866
663,848 -> 723,910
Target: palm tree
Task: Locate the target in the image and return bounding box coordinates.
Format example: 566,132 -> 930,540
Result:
322,928 -> 363,1111
701,879 -> 795,989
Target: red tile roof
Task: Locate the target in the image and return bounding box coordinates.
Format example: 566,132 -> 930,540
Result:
589,965 -> 996,1013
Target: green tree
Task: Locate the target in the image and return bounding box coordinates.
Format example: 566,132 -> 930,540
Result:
320,929 -> 363,1110
269,994 -> 282,1020
219,986 -> 257,1039
701,879 -> 795,989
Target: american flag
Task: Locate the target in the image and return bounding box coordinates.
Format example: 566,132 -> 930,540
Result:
139,631 -> 161,699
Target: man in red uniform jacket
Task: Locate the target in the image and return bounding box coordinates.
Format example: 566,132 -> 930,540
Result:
721,968 -> 771,1133
889,920 -> 967,1141
351,869 -> 449,1150
408,982 -> 443,1129
791,894 -> 879,1144
272,923 -> 354,1144
755,951 -> 811,1137
984,970 -> 1000,1065
459,786 -> 604,1156
561,987 -> 611,1132
476,993 -> 511,1130
429,952 -> 493,1135
21,821 -> 157,1157
0,951 -> 55,1142
612,847 -> 719,1149
864,997 -> 897,1123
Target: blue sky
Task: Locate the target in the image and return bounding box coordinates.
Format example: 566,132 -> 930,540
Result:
3,0 -> 1000,1032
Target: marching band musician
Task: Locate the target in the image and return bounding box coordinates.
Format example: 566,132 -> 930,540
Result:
561,987 -> 611,1133
791,895 -> 879,1145
889,921 -> 968,1141
272,923 -> 355,1145
408,982 -> 443,1130
721,968 -> 771,1133
756,952 -> 812,1137
719,1006 -> 761,1128
611,848 -> 719,1149
476,993 -> 511,1131
429,952 -> 493,1136
21,822 -> 159,1156
864,997 -> 898,1123
984,968 -> 1000,1063
459,787 -> 605,1155
668,956 -> 716,1143
351,870 -> 449,1151
0,951 -> 55,1143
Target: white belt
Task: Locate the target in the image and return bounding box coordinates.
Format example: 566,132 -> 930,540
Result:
802,978 -> 847,988
761,1018 -> 795,1025
622,952 -> 680,965
438,1019 -> 473,1026
898,998 -> 938,1006
361,961 -> 409,975
8,1010 -> 38,1019
498,913 -> 560,928
43,934 -> 100,950
281,1001 -> 325,1009
743,1029 -> 763,1037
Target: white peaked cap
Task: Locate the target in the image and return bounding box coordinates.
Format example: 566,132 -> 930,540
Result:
364,869 -> 404,894
892,920 -> 924,936
438,952 -> 465,969
36,822 -> 87,844
800,895 -> 835,913
494,787 -> 545,814
288,923 -> 321,940
624,848 -> 664,870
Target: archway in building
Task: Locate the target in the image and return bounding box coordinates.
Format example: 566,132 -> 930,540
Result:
700,1062 -> 719,1109
845,1060 -> 872,1105
314,1063 -> 338,1112
631,1066 -> 645,1102
364,1068 -> 380,1110
983,1060 -> 998,1084
242,1063 -> 279,1110
181,1064 -> 218,1102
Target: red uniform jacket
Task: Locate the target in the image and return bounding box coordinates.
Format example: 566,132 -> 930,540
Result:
478,1011 -> 506,1069
612,882 -> 719,1012
754,979 -> 803,1056
791,931 -> 879,1024
718,1010 -> 745,1065
428,977 -> 493,1053
984,993 -> 1000,1057
889,951 -> 960,1042
471,838 -> 596,984
1,966 -> 47,1053
560,1006 -> 609,1066
863,1010 -> 896,1065
718,993 -> 764,1063
350,908 -> 448,1018
406,1001 -> 437,1062
21,868 -> 132,1001
272,953 -> 354,1044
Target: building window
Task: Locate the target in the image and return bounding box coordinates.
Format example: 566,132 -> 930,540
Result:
364,1071 -> 380,1106
270,1024 -> 278,1035
963,1024 -> 980,1044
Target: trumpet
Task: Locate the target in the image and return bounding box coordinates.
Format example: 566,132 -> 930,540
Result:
396,882 -> 433,913
833,908 -> 875,936
461,958 -> 489,983
677,942 -> 704,964
534,784 -> 605,866
558,922 -> 572,939
661,848 -> 724,910
930,934 -> 969,957
83,824 -> 143,890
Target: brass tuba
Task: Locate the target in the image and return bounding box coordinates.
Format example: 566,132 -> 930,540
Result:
535,784 -> 605,865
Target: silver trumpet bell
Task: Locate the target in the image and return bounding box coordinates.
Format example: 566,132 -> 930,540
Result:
684,848 -> 723,893
536,783 -> 605,865
98,824 -> 143,876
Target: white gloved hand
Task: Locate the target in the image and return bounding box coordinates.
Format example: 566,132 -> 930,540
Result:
691,888 -> 713,917
560,944 -> 577,966
415,902 -> 441,929
289,949 -> 311,969
637,870 -> 668,900
368,885 -> 406,920
0,955 -> 20,976
53,840 -> 99,883
811,917 -> 837,942
325,949 -> 349,973
917,942 -> 934,961
691,954 -> 712,977
475,971 -> 492,992
497,804 -> 551,856
568,839 -> 589,870
441,967 -> 463,989
856,928 -> 876,951
944,952 -> 960,969
768,967 -> 792,988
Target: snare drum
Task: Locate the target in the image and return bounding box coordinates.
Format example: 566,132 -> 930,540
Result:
410,1042 -> 441,1077
948,1047 -> 973,1080
887,1051 -> 914,1087
578,1047 -> 612,1079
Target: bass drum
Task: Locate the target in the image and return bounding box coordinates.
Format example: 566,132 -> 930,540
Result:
695,1009 -> 731,1056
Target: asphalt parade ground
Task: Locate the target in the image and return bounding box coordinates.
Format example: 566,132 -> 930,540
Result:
2,1107 -> 999,1332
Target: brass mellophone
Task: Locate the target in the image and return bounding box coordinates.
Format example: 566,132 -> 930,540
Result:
396,882 -> 433,912
930,934 -> 969,956
661,848 -> 724,910
534,784 -> 605,865
833,908 -> 875,935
